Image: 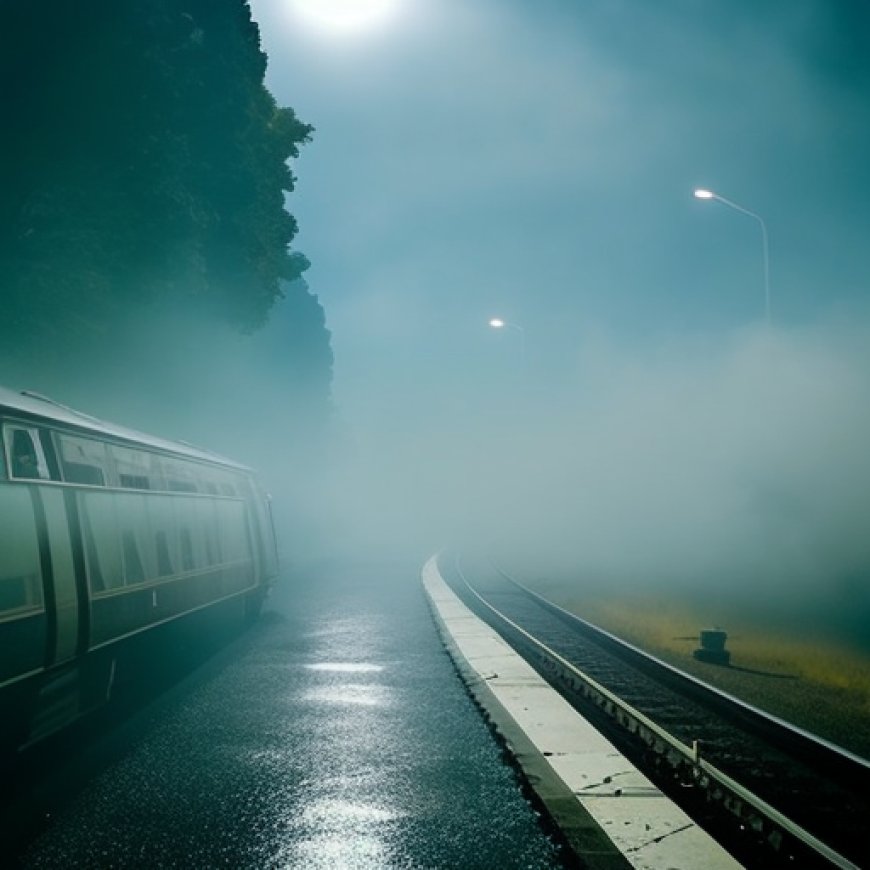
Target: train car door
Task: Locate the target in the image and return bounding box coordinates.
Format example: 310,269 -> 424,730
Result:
4,424 -> 84,744
4,424 -> 80,667
39,487 -> 80,666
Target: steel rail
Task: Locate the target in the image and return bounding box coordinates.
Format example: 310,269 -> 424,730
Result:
495,561 -> 870,777
451,553 -> 860,870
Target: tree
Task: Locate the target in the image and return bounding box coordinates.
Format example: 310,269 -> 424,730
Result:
0,0 -> 315,349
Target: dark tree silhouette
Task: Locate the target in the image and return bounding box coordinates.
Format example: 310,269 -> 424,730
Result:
0,0 -> 314,345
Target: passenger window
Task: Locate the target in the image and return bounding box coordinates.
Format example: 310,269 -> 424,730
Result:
195,499 -> 221,565
162,458 -> 198,493
111,445 -> 156,490
120,473 -> 149,489
216,499 -> 249,563
168,479 -> 197,493
6,426 -> 50,480
200,468 -> 230,496
113,494 -> 155,584
155,532 -> 173,576
148,496 -> 177,577
122,531 -> 146,585
57,433 -> 108,486
80,492 -> 124,592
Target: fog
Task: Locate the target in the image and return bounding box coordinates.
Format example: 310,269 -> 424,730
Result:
13,292 -> 868,649
229,0 -> 870,650
6,0 -> 868,652
297,315 -> 870,648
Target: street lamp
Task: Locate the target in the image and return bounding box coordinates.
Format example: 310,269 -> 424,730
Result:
488,317 -> 526,365
693,188 -> 771,324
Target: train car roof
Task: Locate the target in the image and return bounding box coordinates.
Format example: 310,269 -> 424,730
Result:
0,385 -> 251,471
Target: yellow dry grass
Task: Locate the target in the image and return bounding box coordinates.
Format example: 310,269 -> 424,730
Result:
528,581 -> 870,756
566,594 -> 870,697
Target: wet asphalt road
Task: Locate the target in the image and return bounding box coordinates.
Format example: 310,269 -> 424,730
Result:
11,561 -> 569,869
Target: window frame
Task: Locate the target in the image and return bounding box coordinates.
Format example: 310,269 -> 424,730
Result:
53,430 -> 110,487
3,423 -> 52,481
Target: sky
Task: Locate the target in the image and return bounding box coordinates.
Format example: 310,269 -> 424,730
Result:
247,0 -> 870,636
249,0 -> 869,414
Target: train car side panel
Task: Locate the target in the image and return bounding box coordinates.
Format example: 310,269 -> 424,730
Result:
82,490 -> 257,649
39,487 -> 80,665
1,388 -> 279,756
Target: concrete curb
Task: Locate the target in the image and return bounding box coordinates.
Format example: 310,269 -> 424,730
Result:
422,555 -> 743,870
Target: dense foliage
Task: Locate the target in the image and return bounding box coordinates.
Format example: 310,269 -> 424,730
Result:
0,0 -> 334,475
0,0 -> 314,342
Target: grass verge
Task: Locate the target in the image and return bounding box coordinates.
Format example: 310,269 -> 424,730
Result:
526,580 -> 870,761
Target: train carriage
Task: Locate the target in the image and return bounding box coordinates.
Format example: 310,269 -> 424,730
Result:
0,386 -> 278,752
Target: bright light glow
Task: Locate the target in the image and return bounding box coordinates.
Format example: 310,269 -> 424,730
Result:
694,189 -> 715,200
306,662 -> 384,673
489,318 -> 505,329
291,0 -> 398,34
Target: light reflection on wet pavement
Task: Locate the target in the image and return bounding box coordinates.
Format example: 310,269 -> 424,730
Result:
18,563 -> 568,868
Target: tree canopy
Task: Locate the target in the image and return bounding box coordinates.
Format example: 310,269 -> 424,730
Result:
0,0 -> 314,345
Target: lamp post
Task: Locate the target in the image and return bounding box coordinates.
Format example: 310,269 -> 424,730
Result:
694,188 -> 771,324
489,318 -> 526,365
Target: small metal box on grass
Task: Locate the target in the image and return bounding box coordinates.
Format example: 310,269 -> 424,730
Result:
693,628 -> 731,665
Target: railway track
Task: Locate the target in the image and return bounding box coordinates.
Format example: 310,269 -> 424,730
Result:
443,551 -> 870,869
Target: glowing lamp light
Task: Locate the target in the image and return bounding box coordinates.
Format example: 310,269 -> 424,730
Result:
691,186 -> 771,324
489,318 -> 505,329
292,0 -> 398,34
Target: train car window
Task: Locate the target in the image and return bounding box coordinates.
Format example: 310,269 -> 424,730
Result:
38,429 -> 62,480
56,433 -> 108,486
148,496 -> 178,577
122,532 -> 146,585
0,487 -> 43,614
155,532 -> 172,576
5,425 -> 50,480
215,499 -> 249,564
169,480 -> 197,493
161,458 -> 199,493
81,508 -> 105,592
80,492 -> 124,592
110,445 -> 156,490
198,465 -> 246,498
195,499 -> 221,565
205,469 -> 234,497
114,494 -> 156,584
